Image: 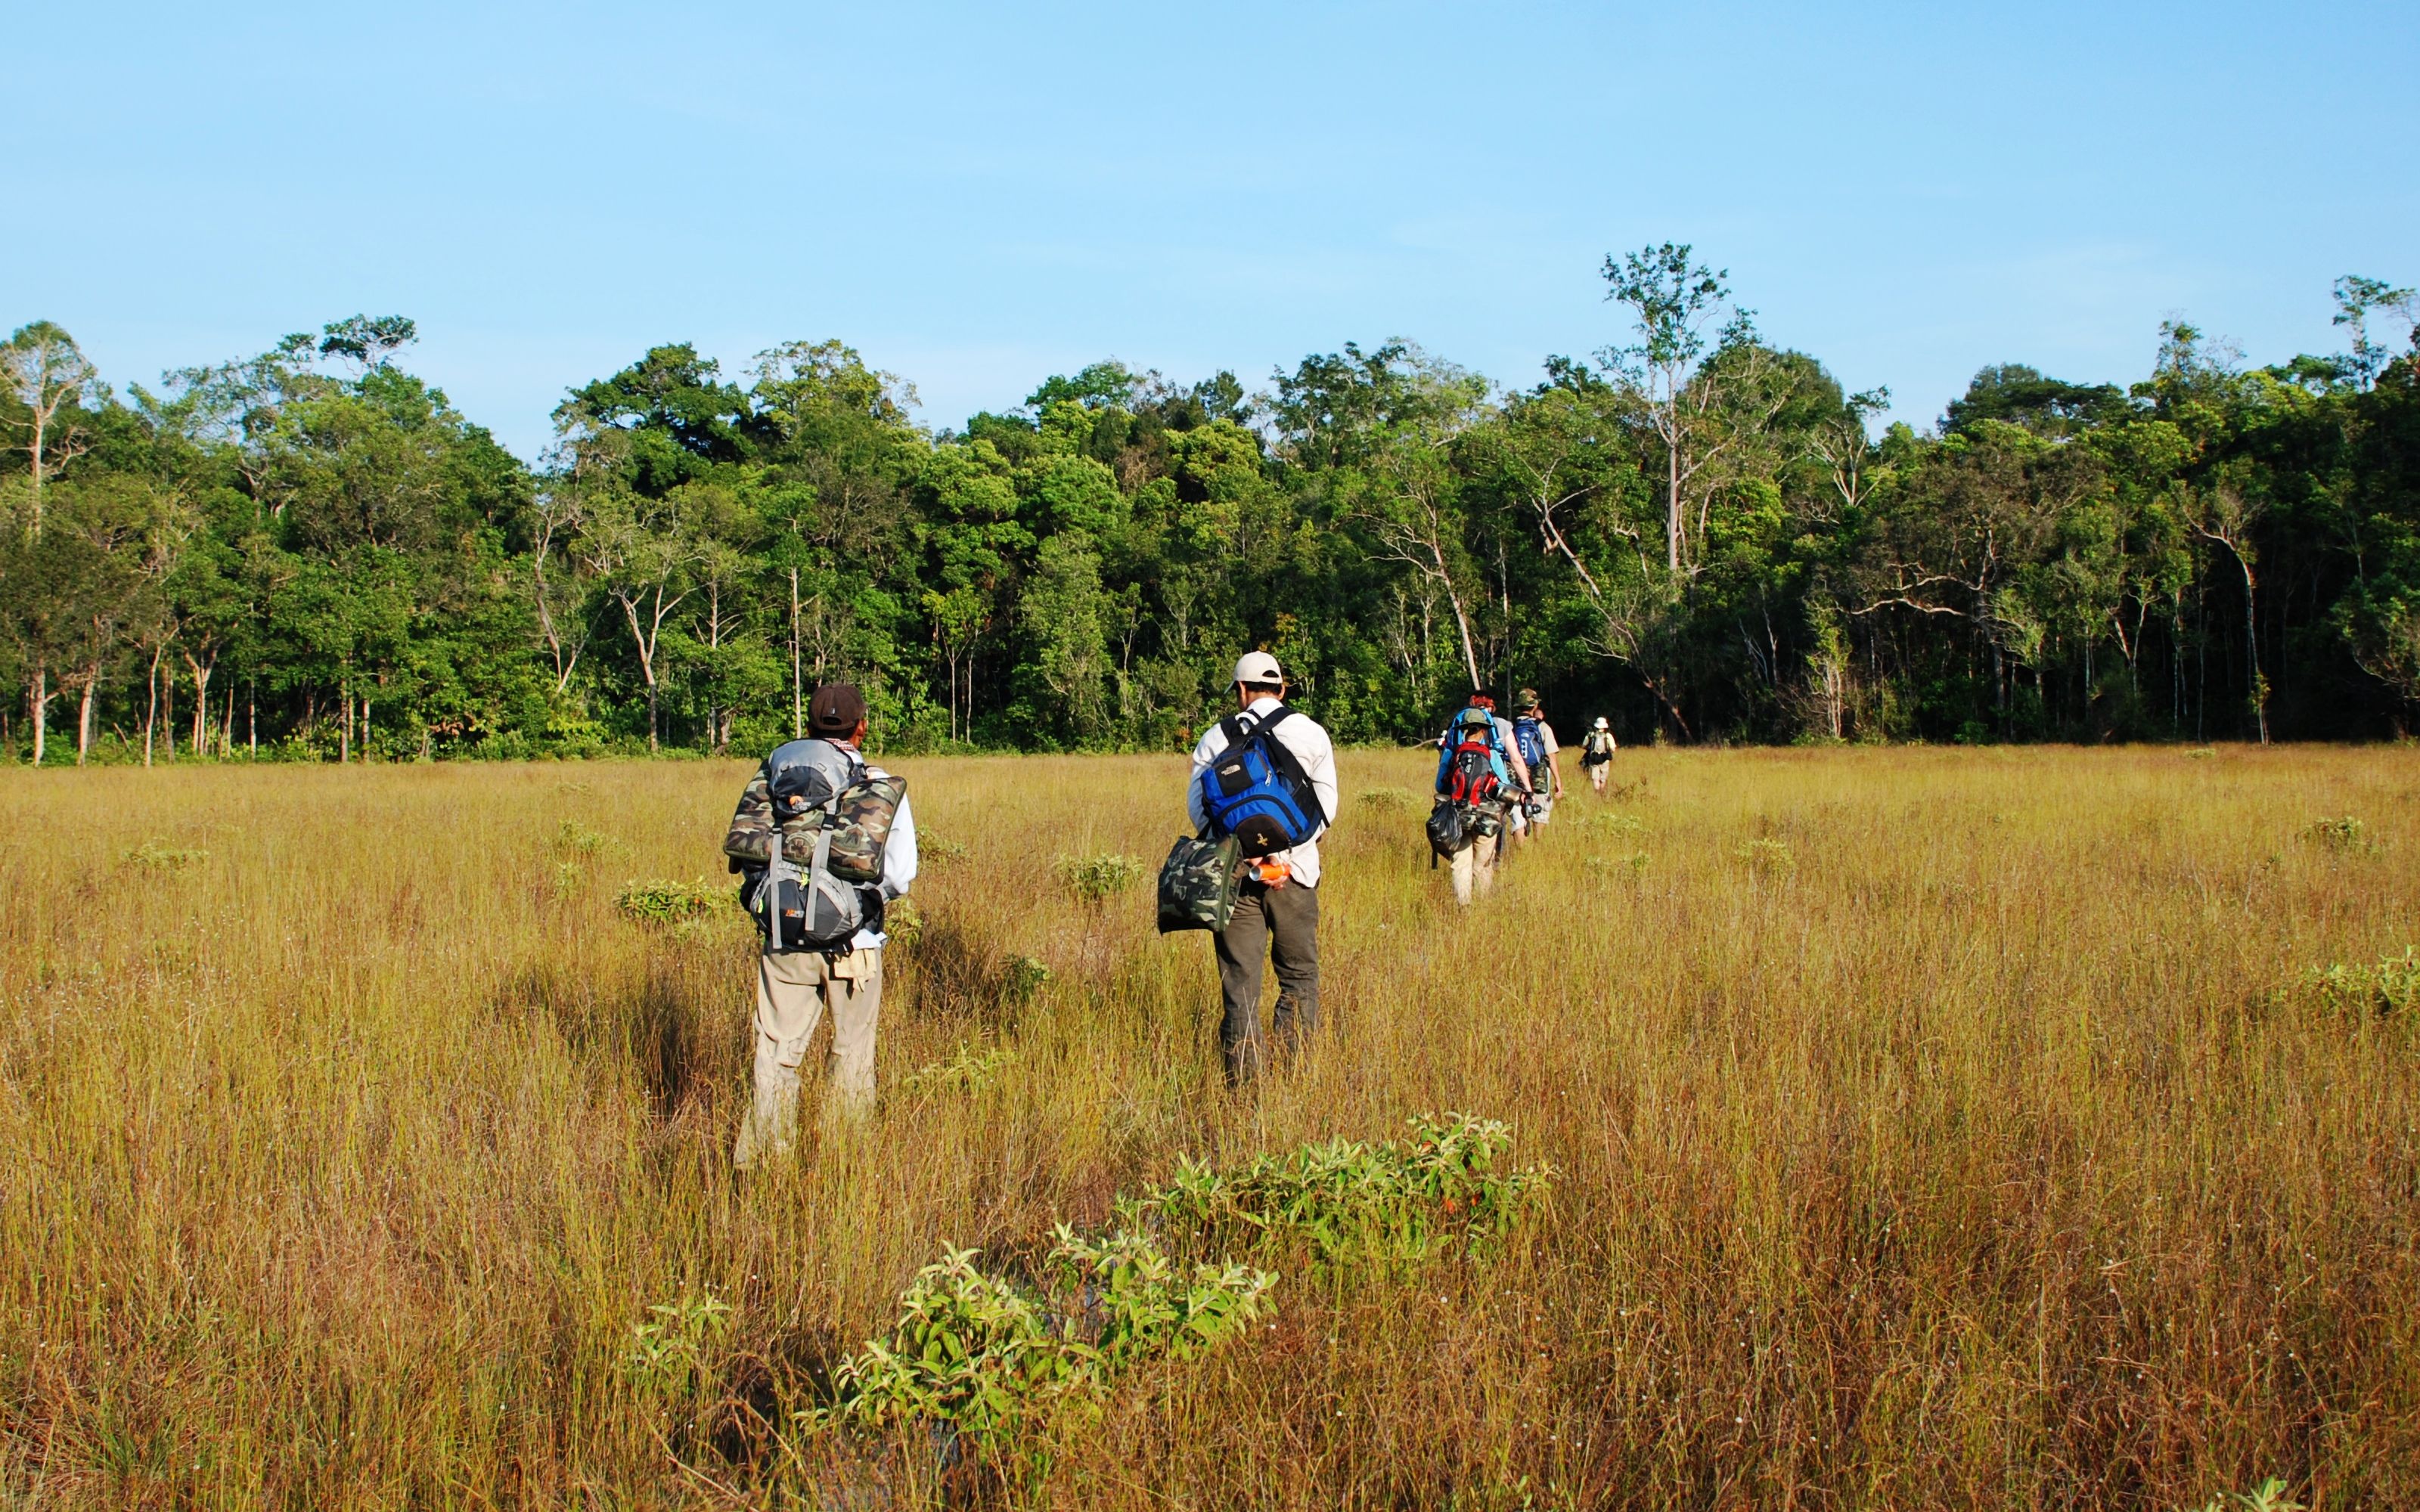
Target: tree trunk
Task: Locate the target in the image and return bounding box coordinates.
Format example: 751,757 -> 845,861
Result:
340,680 -> 351,764
29,662 -> 45,767
144,652 -> 160,767
790,567 -> 802,741
2241,557 -> 2267,745
646,677 -> 659,752
76,668 -> 97,765
163,668 -> 175,761
188,654 -> 214,756
1667,415 -> 1682,575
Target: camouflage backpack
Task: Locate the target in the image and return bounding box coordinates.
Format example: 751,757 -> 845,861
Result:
724,739 -> 908,950
1156,832 -> 1242,934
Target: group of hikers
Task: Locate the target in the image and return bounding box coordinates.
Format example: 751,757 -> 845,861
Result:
718,655 -> 1617,1163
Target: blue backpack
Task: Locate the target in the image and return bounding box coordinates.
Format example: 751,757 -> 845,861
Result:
1513,715 -> 1547,771
1199,706 -> 1321,857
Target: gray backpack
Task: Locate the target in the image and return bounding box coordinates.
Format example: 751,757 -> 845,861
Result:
749,739 -> 901,952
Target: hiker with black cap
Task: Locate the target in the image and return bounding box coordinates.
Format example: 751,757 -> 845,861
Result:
721,682 -> 918,1167
1186,651 -> 1339,1084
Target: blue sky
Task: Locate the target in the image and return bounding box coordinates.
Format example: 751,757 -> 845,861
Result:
11,0 -> 2415,459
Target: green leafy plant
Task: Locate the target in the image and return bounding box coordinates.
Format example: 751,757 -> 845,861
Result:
2301,947 -> 2420,1018
2303,815 -> 2378,854
900,1041 -> 1017,1098
806,1236 -> 1271,1452
1739,837 -> 1794,874
1357,786 -> 1419,814
554,820 -> 616,856
1138,1112 -> 1556,1266
2192,1476 -> 2303,1512
1003,955 -> 1052,1004
121,839 -> 207,871
921,834 -> 970,868
884,897 -> 924,948
622,1291 -> 734,1403
1591,812 -> 1644,837
615,877 -> 729,925
1056,852 -> 1145,904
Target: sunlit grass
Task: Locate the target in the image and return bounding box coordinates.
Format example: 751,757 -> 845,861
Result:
3,745 -> 2417,1507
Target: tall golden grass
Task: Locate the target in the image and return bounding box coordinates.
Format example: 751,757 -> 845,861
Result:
3,745 -> 2417,1507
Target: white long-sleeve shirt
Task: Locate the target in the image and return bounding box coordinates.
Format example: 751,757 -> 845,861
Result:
1187,696 -> 1339,887
855,758 -> 917,950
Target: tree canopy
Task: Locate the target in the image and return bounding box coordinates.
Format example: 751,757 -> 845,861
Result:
5,259 -> 2417,764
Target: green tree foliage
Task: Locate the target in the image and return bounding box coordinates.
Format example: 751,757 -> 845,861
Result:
5,264 -> 2418,764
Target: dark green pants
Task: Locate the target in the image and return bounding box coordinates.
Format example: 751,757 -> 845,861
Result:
1212,880 -> 1320,1084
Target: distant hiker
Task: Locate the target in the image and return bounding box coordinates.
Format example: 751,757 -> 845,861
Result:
1187,652 -> 1339,1084
1431,691 -> 1523,905
721,683 -> 917,1167
1510,689 -> 1564,832
1581,716 -> 1618,793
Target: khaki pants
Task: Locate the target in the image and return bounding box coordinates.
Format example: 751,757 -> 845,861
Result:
1448,832 -> 1500,905
734,947 -> 882,1168
1588,761 -> 1609,792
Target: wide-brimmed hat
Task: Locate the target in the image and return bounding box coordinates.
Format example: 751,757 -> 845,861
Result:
1593,716 -> 1609,730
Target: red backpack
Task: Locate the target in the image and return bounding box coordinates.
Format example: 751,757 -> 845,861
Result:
1441,711 -> 1503,807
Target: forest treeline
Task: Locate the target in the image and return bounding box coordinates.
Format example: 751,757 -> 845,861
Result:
3,249 -> 2417,764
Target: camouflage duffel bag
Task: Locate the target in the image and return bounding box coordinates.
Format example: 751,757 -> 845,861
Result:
817,774 -> 908,884
1156,832 -> 1242,934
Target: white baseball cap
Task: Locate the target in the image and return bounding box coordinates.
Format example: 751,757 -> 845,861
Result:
1233,650 -> 1283,686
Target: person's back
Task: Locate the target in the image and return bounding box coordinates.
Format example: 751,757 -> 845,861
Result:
1187,652 -> 1337,1083
1581,717 -> 1617,792
1432,692 -> 1518,905
722,683 -> 917,1167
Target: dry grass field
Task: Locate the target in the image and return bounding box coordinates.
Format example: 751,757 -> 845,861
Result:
5,745 -> 2419,1509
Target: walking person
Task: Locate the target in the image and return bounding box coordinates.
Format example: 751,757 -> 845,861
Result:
722,683 -> 917,1167
1433,691 -> 1521,905
1510,689 -> 1565,832
1581,717 -> 1618,793
1187,652 -> 1338,1084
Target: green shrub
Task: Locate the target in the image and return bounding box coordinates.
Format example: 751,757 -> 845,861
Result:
1740,837 -> 1794,873
1056,852 -> 1145,903
900,1041 -> 1017,1098
1003,955 -> 1052,1004
1357,787 -> 1419,814
921,833 -> 970,867
1138,1111 -> 1556,1266
614,877 -> 729,925
2303,815 -> 2378,854
2302,947 -> 2420,1018
806,1237 -> 1272,1452
121,839 -> 207,871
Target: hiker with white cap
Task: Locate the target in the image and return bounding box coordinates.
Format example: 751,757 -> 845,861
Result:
1580,716 -> 1618,793
1186,651 -> 1339,1084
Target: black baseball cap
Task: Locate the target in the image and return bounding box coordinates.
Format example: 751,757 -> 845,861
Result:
808,683 -> 867,736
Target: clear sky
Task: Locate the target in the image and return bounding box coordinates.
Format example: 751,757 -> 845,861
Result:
11,0 -> 2415,459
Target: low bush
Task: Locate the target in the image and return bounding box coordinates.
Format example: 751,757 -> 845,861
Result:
615,877 -> 730,925
1056,852 -> 1145,903
1136,1111 -> 1555,1266
2302,947 -> 2420,1018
